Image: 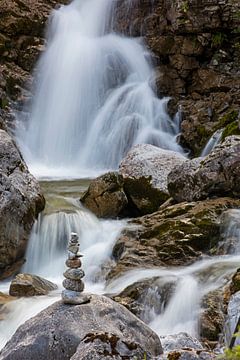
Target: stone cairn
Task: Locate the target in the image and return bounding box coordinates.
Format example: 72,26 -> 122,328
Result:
62,232 -> 91,305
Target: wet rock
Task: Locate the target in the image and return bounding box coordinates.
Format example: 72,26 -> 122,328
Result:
112,278 -> 175,322
9,273 -> 57,297
119,144 -> 186,215
229,269 -> 240,295
224,291 -> 240,348
160,332 -> 203,353
81,172 -> 128,218
0,295 -> 163,360
108,197 -> 240,279
0,130 -> 45,279
168,136 -> 240,202
200,290 -> 225,343
113,0 -> 240,156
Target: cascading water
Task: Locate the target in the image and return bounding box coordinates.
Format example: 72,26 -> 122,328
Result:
16,0 -> 183,178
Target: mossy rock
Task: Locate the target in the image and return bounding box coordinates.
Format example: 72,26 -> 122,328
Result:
222,121 -> 240,140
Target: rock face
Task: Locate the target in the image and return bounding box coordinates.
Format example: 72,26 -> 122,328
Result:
113,0 -> 240,156
9,274 -> 57,297
81,172 -> 128,218
119,144 -> 186,215
0,0 -> 68,127
109,197 -> 240,279
0,295 -> 163,360
168,136 -> 240,202
0,130 -> 45,279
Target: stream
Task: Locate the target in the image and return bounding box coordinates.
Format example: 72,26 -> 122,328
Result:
0,0 -> 239,353
0,180 -> 240,349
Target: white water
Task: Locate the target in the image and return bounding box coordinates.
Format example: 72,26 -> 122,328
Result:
201,128 -> 223,157
16,0 -> 183,179
23,209 -> 125,291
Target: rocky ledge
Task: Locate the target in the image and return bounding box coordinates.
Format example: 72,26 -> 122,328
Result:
0,129 -> 45,279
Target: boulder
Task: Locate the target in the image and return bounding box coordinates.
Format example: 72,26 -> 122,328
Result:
119,144 -> 186,215
168,136 -> 240,203
159,349 -> 217,359
108,197 -> 240,280
80,172 -> 128,218
9,273 -> 57,297
160,333 -> 203,353
0,295 -> 162,360
0,130 -> 45,279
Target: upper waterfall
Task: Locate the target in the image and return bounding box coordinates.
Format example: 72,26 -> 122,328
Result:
16,0 -> 184,179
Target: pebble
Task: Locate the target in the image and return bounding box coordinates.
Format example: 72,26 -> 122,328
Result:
64,268 -> 85,281
63,279 -> 84,292
62,290 -> 91,305
65,259 -> 82,268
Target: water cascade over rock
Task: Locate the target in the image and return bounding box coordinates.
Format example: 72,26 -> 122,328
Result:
16,0 -> 183,178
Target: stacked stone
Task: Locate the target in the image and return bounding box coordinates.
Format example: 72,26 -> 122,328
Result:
62,232 -> 91,305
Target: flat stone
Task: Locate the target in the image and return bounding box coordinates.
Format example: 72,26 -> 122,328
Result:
64,268 -> 85,281
65,259 -> 82,269
61,290 -> 91,305
63,279 -> 84,292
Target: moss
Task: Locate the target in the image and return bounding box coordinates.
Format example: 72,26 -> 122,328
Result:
222,121 -> 240,140
217,110 -> 238,129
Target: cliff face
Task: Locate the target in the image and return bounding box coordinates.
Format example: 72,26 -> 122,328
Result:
0,0 -> 68,128
114,0 -> 240,155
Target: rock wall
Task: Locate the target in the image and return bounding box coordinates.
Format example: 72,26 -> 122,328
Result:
114,0 -> 240,155
0,0 -> 68,128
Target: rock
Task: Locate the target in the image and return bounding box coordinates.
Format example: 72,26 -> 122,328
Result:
113,0 -> 240,156
230,269 -> 240,295
62,279 -> 84,293
0,295 -> 163,360
66,259 -> 82,269
168,136 -> 240,202
108,197 -> 240,279
63,269 -> 85,281
61,290 -> 91,305
69,332 -> 151,360
224,291 -> 240,347
119,144 -> 186,215
0,130 -> 45,279
159,349 -> 217,359
200,290 -> 225,343
112,278 -> 175,322
160,333 -> 203,353
9,273 -> 57,297
81,172 -> 128,219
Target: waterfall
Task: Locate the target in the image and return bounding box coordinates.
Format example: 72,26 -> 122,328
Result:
23,209 -> 125,290
16,0 -> 183,179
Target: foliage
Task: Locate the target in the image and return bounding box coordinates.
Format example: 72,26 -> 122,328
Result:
181,1 -> 189,13
211,32 -> 227,48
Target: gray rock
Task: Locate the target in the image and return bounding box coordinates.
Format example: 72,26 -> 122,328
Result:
119,144 -> 186,215
9,273 -> 57,297
160,332 -> 203,352
0,294 -> 162,360
61,290 -> 91,305
168,136 -> 240,202
66,259 -> 82,268
81,172 -> 128,218
63,269 -> 85,281
159,349 -> 217,359
0,130 -> 45,279
62,279 -> 84,292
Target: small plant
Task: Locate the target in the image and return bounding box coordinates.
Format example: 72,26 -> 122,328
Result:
211,32 -> 227,48
181,1 -> 189,13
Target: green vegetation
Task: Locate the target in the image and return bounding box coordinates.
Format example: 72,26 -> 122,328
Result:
222,121 -> 240,140
181,1 -> 189,13
211,32 -> 227,48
